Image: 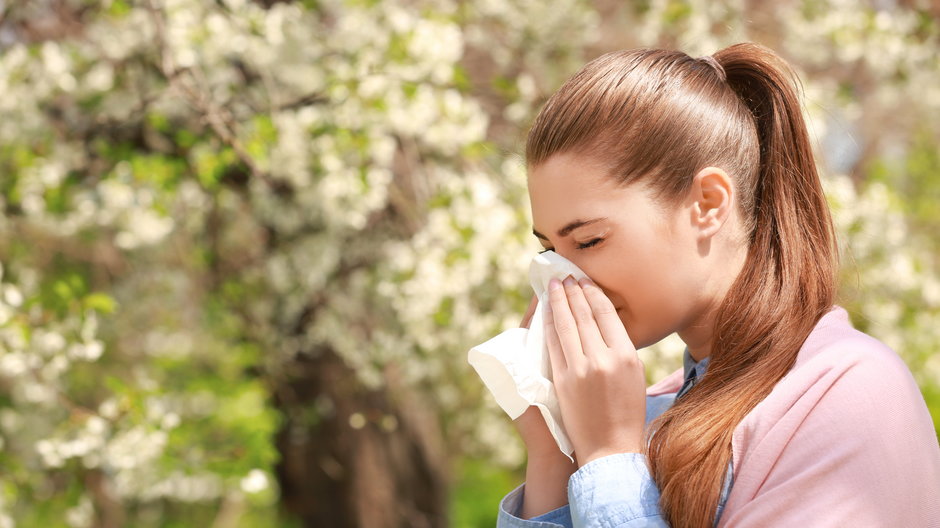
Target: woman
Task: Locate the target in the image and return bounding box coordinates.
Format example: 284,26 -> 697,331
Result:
495,42 -> 940,527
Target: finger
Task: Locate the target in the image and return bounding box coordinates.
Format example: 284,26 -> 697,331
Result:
542,294 -> 566,373
562,275 -> 608,356
579,278 -> 634,352
520,294 -> 539,329
548,277 -> 584,363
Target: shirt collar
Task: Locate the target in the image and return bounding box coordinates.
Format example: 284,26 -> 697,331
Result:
683,347 -> 710,381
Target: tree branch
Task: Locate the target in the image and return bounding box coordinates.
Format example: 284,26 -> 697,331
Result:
144,0 -> 292,195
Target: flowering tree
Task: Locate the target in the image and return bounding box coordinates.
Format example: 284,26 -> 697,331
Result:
0,0 -> 936,527
0,0 -> 598,525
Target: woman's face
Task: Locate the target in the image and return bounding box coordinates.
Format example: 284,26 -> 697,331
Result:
528,152 -> 710,349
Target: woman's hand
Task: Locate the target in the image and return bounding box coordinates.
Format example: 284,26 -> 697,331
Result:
513,294 -> 565,455
545,276 -> 647,467
513,294 -> 578,518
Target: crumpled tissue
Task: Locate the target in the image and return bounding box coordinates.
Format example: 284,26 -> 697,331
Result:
467,250 -> 588,460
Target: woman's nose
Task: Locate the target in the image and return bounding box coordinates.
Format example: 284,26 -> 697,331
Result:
551,248 -> 576,264
553,250 -> 588,277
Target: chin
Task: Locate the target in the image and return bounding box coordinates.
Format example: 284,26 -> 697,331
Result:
618,312 -> 665,350
617,312 -> 642,347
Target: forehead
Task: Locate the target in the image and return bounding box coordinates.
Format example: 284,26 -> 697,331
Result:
527,152 -> 626,218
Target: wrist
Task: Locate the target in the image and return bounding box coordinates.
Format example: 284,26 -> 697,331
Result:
521,453 -> 577,519
525,446 -> 577,482
527,447 -> 577,467
524,436 -> 575,462
576,443 -> 644,468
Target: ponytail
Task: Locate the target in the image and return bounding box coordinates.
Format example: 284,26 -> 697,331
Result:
646,43 -> 838,527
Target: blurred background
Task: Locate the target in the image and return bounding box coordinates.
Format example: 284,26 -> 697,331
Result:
0,0 -> 937,526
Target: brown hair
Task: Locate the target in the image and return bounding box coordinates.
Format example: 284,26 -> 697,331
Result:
526,43 -> 838,527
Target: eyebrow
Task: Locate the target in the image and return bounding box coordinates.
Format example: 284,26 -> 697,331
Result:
532,217 -> 608,240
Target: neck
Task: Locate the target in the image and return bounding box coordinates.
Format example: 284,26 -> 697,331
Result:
679,231 -> 749,363
678,305 -> 718,363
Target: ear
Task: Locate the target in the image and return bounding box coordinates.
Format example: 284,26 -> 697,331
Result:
689,167 -> 734,239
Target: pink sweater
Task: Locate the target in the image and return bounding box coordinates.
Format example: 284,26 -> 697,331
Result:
646,305 -> 940,526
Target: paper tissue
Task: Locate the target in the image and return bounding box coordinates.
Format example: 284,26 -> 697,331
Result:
467,250 -> 589,459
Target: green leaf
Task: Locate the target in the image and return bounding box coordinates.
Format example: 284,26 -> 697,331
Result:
83,293 -> 117,314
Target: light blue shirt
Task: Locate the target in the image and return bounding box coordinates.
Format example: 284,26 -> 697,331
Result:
497,349 -> 733,528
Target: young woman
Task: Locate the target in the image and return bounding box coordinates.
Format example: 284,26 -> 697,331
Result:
495,43 -> 940,527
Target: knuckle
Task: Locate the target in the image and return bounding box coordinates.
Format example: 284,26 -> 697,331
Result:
593,303 -> 617,317
565,361 -> 587,378
594,356 -> 617,374
554,319 -> 575,335
621,354 -> 643,370
586,358 -> 604,374
573,308 -> 593,326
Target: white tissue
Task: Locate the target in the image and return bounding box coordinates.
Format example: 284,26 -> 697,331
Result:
467,250 -> 589,459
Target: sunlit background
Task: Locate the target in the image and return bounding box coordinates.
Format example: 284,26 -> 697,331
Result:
0,0 -> 938,526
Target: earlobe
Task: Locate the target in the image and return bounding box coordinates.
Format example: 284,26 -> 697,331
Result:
691,167 -> 734,239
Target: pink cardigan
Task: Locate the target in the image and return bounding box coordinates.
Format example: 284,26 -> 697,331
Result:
646,306 -> 940,526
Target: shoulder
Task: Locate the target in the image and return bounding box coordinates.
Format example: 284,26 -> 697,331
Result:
793,306 -> 902,368
722,306 -> 940,526
785,305 -> 918,402
732,304 -> 938,468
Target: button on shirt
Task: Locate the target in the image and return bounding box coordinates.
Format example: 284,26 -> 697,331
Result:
497,348 -> 733,528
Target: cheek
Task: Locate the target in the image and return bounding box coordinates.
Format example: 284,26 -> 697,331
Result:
574,239 -> 643,298
586,246 -> 687,347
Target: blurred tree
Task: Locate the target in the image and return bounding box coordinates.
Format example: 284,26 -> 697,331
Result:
0,0 -> 597,525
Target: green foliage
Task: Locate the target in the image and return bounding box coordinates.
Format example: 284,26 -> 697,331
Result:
450,458 -> 521,528
869,129 -> 940,240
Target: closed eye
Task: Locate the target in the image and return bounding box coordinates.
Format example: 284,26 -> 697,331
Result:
539,238 -> 604,254
577,238 -> 603,249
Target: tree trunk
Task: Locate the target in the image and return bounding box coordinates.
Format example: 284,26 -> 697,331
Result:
274,344 -> 449,528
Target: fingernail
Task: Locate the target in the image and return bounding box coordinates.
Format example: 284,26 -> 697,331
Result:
578,277 -> 594,288
548,278 -> 561,292
563,276 -> 577,288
